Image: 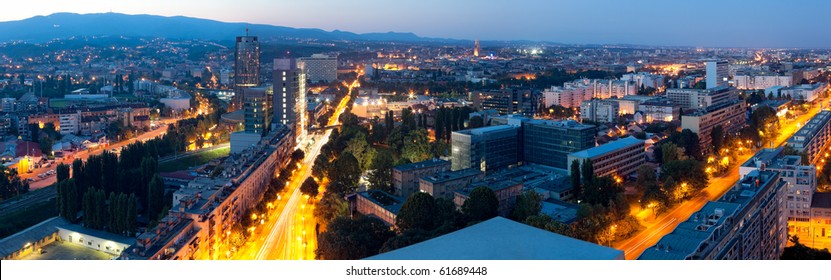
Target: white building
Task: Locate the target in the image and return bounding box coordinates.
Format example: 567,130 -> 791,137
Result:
781,83 -> 827,102
59,111 -> 81,135
706,60 -> 729,89
733,73 -> 793,90
580,99 -> 619,123
298,54 -> 338,83
543,79 -> 635,108
620,72 -> 665,90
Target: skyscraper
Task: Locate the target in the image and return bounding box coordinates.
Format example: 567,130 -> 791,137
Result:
234,35 -> 260,110
273,58 -> 307,144
473,39 -> 480,57
705,60 -> 728,89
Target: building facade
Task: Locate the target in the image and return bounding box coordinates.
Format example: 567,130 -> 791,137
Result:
580,99 -> 619,123
298,54 -> 338,83
391,159 -> 451,198
787,110 -> 831,165
666,86 -> 739,110
243,87 -> 273,135
522,119 -> 596,169
567,137 -> 645,179
451,125 -> 520,173
681,100 -> 747,155
233,36 -> 260,110
706,60 -> 728,89
419,168 -> 484,200
273,58 -> 307,143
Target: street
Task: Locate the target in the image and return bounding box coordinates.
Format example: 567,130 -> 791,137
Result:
616,98 -> 828,259
232,78 -> 357,260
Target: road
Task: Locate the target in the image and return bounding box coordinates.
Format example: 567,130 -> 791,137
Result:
235,78 -> 358,260
616,98 -> 828,259
20,119 -> 176,190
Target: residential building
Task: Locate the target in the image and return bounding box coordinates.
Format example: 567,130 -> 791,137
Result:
474,88 -> 537,117
681,100 -> 747,155
354,190 -> 404,226
639,98 -> 681,123
639,170 -> 787,260
666,86 -> 739,110
419,168 -> 484,199
567,137 -> 645,179
451,125 -> 520,173
367,217 -> 624,260
739,147 -> 816,242
787,110 -> 831,165
273,58 -> 307,143
391,158 -> 451,198
734,73 -> 793,90
580,99 -> 619,123
298,54 -> 338,83
122,127 -> 293,260
706,60 -> 728,89
807,193 -> 831,249
233,35 -> 260,110
620,72 -> 666,91
58,111 -> 80,135
1,98 -> 15,112
781,83 -> 828,102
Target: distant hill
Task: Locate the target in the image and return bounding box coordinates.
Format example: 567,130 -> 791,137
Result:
0,13 -> 430,43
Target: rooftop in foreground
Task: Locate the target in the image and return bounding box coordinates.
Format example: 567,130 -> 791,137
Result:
366,217 -> 623,260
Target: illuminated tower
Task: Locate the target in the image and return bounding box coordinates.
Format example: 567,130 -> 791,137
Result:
273,58 -> 307,144
233,34 -> 260,110
473,39 -> 480,57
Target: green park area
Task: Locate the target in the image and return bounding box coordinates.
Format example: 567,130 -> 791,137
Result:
158,145 -> 230,173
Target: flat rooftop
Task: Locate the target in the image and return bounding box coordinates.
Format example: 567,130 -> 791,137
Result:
366,217 -> 624,260
421,168 -> 483,184
393,158 -> 449,172
17,241 -> 114,260
358,190 -> 404,214
568,136 -> 644,159
789,110 -> 831,144
0,216 -> 70,258
638,201 -> 741,260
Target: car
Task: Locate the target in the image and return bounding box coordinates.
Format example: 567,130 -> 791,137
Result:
27,178 -> 34,182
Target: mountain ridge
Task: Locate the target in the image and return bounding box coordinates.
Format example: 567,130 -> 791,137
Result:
0,12 -> 433,43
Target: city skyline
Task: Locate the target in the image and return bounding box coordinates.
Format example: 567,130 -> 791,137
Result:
0,0 -> 829,48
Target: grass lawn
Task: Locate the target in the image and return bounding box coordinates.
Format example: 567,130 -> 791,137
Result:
0,198 -> 58,239
158,146 -> 230,172
49,99 -> 68,108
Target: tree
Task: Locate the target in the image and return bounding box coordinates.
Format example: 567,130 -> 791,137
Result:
366,149 -> 394,193
511,191 -> 542,222
328,152 -> 361,195
661,159 -> 708,200
582,176 -> 621,206
300,177 -> 319,198
291,149 -> 306,162
635,165 -> 657,193
396,192 -> 438,232
315,216 -> 394,260
147,174 -> 166,222
660,142 -> 686,163
570,159 -> 581,201
671,129 -> 702,160
581,159 -> 594,187
781,235 -> 831,260
461,187 -> 499,222
468,116 -> 484,129
402,129 -> 431,163
314,192 -> 349,225
711,125 -> 724,154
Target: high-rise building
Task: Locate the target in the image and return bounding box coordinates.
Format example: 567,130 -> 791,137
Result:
273,58 -> 307,143
580,99 -> 619,123
520,119 -> 596,169
473,39 -> 480,57
706,60 -> 728,89
567,137 -> 645,179
298,54 -> 338,84
474,88 -> 537,117
234,36 -> 260,110
786,109 -> 831,165
243,87 -> 273,135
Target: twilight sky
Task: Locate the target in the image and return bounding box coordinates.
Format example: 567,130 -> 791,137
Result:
2,0 -> 830,48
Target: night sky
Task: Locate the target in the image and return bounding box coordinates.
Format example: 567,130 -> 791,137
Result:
2,0 -> 830,48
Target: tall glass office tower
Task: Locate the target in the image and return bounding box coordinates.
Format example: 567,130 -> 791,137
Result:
234,35 -> 260,110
